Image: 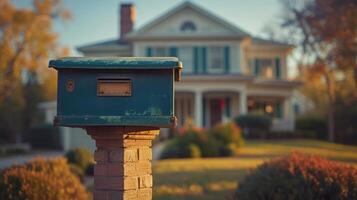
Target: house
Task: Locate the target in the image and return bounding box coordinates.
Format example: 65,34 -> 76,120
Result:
41,1 -> 301,151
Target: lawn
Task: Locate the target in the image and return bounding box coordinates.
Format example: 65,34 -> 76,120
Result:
152,139 -> 357,200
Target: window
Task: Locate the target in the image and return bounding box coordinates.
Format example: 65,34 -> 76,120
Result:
253,58 -> 276,79
208,46 -> 224,73
180,21 -> 196,32
248,99 -> 283,118
179,47 -> 193,73
154,47 -> 169,56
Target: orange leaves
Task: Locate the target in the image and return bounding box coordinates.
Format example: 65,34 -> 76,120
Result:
0,0 -> 71,101
1,157 -> 90,200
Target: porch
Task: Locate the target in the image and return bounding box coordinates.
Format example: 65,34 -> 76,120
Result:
175,91 -> 294,130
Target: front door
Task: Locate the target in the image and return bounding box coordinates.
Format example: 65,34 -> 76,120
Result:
210,99 -> 223,127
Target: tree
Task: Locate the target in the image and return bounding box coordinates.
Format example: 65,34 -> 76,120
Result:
276,0 -> 357,142
0,0 -> 70,142
0,0 -> 70,100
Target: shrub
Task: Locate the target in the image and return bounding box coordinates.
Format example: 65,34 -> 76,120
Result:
65,147 -> 94,172
209,122 -> 244,147
235,153 -> 357,200
296,115 -> 327,140
24,124 -> 61,149
188,144 -> 201,158
160,123 -> 244,159
160,140 -> 181,159
0,157 -> 89,200
69,164 -> 85,181
235,114 -> 272,139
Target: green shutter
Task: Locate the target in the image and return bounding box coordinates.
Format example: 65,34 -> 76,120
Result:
226,97 -> 231,118
224,46 -> 230,74
146,47 -> 152,56
194,47 -> 199,74
254,59 -> 259,76
275,102 -> 282,118
202,47 -> 207,74
169,47 -> 178,57
275,58 -> 281,79
203,97 -> 206,127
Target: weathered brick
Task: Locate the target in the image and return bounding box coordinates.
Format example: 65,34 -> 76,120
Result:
95,177 -> 123,190
123,162 -> 151,176
94,190 -> 108,200
109,150 -> 123,162
138,147 -> 152,161
107,163 -> 124,176
124,148 -> 138,162
123,190 -> 138,200
139,175 -> 152,188
123,139 -> 151,147
95,150 -> 108,162
94,164 -> 107,176
96,139 -> 124,149
138,188 -> 152,200
136,162 -> 152,175
124,177 -> 138,190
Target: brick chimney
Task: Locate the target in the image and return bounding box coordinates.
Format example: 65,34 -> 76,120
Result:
120,3 -> 135,41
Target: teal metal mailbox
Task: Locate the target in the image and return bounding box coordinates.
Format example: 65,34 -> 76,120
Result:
49,57 -> 182,128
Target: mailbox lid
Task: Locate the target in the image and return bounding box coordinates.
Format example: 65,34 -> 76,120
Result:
49,57 -> 182,70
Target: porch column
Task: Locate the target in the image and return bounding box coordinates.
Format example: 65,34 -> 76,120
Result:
195,91 -> 203,127
239,91 -> 247,115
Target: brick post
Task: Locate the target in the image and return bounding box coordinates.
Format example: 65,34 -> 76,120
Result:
86,127 -> 159,200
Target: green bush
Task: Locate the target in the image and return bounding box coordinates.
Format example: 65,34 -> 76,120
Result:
235,153 -> 357,200
209,122 -> 244,147
199,136 -> 220,157
235,114 -> 272,139
24,124 -> 61,149
69,164 -> 85,181
65,147 -> 93,172
296,115 -> 327,140
0,157 -> 89,200
188,144 -> 201,158
160,123 -> 244,159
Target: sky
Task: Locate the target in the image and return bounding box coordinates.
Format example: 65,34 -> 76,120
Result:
13,0 -> 284,55
13,0 -> 297,76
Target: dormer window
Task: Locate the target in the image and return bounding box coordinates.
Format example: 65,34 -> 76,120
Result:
180,21 -> 196,32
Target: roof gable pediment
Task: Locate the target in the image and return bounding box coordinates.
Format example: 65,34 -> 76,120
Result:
127,2 -> 249,39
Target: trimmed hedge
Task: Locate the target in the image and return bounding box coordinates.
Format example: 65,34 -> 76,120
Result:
65,147 -> 94,175
235,153 -> 357,200
160,122 -> 244,159
0,157 -> 89,200
296,115 -> 327,140
235,114 -> 272,139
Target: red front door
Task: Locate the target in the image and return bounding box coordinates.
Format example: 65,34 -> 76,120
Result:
210,99 -> 223,127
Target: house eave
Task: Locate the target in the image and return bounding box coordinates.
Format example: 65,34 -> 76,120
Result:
126,34 -> 249,41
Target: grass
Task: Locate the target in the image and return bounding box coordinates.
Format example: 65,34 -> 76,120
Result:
152,139 -> 357,200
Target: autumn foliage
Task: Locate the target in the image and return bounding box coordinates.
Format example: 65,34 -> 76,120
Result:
0,157 -> 89,200
235,152 -> 357,200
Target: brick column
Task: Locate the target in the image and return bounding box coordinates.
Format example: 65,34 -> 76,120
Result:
86,127 -> 159,200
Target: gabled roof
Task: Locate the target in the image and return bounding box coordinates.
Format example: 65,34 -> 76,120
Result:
126,1 -> 250,38
251,37 -> 294,47
77,39 -> 129,53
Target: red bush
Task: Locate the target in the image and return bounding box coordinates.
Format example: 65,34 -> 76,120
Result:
235,152 -> 357,200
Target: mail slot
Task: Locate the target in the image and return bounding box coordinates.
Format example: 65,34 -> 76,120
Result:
49,57 -> 182,128
97,79 -> 132,96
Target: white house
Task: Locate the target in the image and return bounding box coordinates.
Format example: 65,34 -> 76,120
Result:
41,1 -> 301,151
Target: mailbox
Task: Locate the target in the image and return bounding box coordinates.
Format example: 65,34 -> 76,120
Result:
49,57 -> 182,128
